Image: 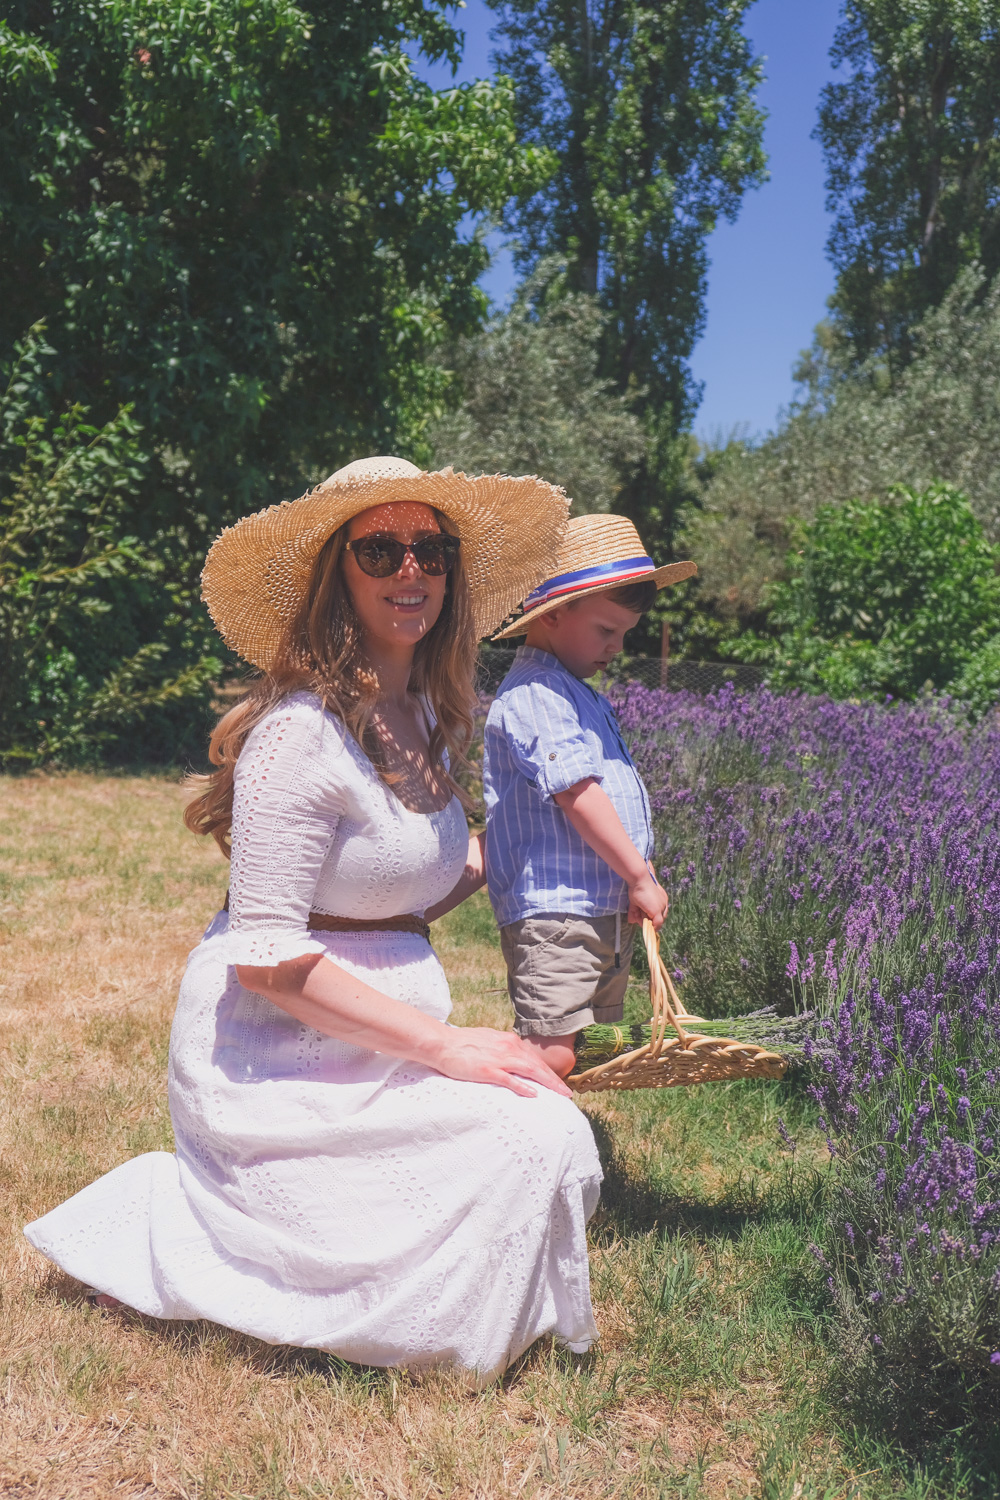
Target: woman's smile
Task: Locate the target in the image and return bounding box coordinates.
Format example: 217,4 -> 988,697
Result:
385,589 -> 430,611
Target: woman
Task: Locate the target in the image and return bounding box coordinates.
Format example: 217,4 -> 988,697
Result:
25,456 -> 603,1376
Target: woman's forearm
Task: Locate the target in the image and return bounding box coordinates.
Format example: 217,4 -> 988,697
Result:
424,831 -> 486,923
234,947 -> 573,1098
236,953 -> 454,1067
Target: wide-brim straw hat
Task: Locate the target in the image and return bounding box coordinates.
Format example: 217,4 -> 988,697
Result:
202,457 -> 570,668
493,513 -> 697,638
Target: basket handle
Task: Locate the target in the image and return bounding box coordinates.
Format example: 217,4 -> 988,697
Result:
642,917 -> 692,1059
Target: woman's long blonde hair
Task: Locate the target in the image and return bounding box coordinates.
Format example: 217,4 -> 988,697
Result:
184,513 -> 478,853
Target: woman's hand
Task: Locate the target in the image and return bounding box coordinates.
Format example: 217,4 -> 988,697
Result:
432,1026 -> 574,1099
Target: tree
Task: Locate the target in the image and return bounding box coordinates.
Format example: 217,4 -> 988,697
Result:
818,0 -> 1000,372
733,483 -> 1000,701
0,327 -> 221,766
680,267 -> 1000,623
488,0 -> 766,537
427,267 -> 645,514
0,0 -> 549,535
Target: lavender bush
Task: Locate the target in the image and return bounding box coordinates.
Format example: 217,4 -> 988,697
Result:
613,682 -> 1000,1396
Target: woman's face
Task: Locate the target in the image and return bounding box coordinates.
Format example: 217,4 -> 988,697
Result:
343,501 -> 450,656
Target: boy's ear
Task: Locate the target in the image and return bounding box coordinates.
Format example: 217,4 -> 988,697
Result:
537,606 -> 565,628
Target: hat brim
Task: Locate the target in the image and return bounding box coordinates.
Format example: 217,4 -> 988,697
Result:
202,469 -> 569,668
492,560 -> 698,639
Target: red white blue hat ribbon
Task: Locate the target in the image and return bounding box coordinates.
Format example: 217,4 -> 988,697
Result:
522,554 -> 655,612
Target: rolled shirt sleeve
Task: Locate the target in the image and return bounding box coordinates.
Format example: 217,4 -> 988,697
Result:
500,682 -> 605,802
224,694 -> 348,968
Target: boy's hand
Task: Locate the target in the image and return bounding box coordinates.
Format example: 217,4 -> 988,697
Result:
627,871 -> 669,929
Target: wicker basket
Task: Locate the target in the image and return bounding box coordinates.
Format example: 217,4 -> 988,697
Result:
566,919 -> 788,1093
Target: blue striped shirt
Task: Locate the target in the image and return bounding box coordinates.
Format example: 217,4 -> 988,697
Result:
483,645 -> 654,925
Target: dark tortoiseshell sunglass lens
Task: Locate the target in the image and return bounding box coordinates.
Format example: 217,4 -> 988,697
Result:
411,535 -> 460,575
349,533 -> 460,578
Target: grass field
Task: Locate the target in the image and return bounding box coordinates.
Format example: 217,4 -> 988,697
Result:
0,773 -> 975,1499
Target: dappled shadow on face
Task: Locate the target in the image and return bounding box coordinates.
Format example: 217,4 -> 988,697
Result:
347,501 -> 441,542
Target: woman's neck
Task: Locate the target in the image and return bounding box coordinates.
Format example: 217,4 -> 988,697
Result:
360,638 -> 415,709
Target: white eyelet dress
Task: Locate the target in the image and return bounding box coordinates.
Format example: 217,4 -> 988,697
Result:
25,692 -> 602,1375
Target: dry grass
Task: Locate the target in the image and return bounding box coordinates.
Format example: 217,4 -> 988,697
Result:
1,773 -> 862,1499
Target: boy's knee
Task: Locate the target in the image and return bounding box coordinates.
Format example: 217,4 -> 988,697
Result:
521,1033 -> 579,1079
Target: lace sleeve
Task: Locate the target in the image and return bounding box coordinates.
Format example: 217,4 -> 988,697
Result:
225,693 -> 349,967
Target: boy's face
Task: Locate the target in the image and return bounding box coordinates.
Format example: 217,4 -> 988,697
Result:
533,592 -> 643,678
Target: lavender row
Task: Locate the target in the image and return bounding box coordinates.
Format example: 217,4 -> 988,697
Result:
612,682 -> 1000,1389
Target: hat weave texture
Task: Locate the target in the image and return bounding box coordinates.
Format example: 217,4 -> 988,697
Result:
494,513 -> 697,638
202,457 -> 570,668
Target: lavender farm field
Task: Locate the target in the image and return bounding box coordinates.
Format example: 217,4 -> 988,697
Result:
617,683 -> 1000,1431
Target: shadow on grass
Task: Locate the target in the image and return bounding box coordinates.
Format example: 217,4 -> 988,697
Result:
47,1274 -> 402,1393
830,1355 -> 1000,1499
586,1110 -> 825,1244
43,1268 -> 557,1397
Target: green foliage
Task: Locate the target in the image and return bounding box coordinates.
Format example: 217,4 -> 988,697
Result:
489,0 -> 766,536
682,268 -> 1000,621
0,0 -> 548,533
951,632 -> 1000,720
618,434 -> 752,659
818,1 -> 1000,371
733,484 -> 1000,700
427,265 -> 645,513
0,327 -> 221,767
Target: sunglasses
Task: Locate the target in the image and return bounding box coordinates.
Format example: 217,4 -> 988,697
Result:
347,532 -> 460,579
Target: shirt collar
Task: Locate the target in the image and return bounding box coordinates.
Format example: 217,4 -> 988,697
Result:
514,643 -> 564,670
513,643 -> 602,698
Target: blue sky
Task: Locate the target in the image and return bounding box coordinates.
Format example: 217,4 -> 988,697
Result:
413,0 -> 843,441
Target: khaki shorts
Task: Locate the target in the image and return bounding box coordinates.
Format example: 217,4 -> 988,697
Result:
499,913 -> 634,1037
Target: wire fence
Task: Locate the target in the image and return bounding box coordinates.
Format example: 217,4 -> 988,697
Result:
609,655 -> 767,694
476,648 -> 766,697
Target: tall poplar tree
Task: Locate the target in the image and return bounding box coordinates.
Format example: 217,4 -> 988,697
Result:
488,0 -> 766,537
818,0 -> 1000,374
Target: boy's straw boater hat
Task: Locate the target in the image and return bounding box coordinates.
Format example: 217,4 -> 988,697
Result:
201,456 -> 570,669
493,513 -> 697,639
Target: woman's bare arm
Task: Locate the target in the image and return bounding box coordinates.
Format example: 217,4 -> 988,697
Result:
235,949 -> 570,1099
423,832 -> 486,924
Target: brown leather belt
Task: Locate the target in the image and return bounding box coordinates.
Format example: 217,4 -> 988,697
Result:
222,891 -> 429,942
307,912 -> 431,941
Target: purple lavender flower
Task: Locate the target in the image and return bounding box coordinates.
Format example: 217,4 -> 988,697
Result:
609,679 -> 1000,1384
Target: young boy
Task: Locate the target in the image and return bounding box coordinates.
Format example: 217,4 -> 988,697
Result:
483,513 -> 697,1078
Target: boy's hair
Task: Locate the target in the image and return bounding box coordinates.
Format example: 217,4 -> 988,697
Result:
600,579 -> 658,615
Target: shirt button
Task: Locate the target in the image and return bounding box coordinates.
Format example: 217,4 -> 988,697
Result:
548,752 -> 557,759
